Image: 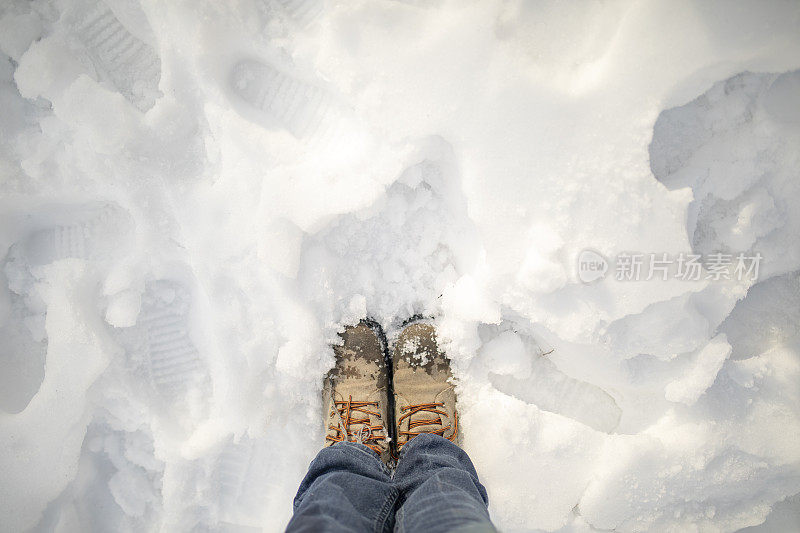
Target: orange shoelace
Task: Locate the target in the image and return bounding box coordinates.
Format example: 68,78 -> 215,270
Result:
326,395 -> 387,454
396,402 -> 458,449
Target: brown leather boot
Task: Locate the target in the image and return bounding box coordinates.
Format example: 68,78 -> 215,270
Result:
392,321 -> 460,453
322,321 -> 391,463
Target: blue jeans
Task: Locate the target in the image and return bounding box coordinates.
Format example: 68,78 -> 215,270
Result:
286,433 -> 496,533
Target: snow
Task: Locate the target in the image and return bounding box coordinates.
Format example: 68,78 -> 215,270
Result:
1,0 -> 799,531
664,334 -> 731,405
478,330 -> 530,377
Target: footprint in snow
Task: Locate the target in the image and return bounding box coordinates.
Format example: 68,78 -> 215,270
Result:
229,58 -> 366,153
480,327 -> 622,433
256,0 -> 325,27
0,202 -> 133,414
131,280 -> 207,400
65,0 -> 162,111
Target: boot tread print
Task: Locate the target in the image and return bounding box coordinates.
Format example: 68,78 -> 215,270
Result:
392,320 -> 460,453
322,321 -> 391,463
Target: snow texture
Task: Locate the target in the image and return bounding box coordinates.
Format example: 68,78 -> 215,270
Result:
1,0 -> 800,531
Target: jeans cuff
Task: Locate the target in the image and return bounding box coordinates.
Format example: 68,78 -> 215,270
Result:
333,441 -> 391,474
399,432 -> 448,456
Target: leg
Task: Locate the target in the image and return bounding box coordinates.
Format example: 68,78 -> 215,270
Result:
287,442 -> 399,532
390,321 -> 496,532
392,433 -> 496,533
287,320 -> 396,531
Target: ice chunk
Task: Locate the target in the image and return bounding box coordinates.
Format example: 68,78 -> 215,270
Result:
604,293 -> 711,360
763,71 -> 800,124
108,467 -> 151,517
650,69 -> 800,280
0,10 -> 44,61
664,334 -> 731,405
738,492 -> 800,532
720,271 -> 800,360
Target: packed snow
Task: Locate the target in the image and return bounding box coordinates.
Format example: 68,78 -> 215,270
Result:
1,0 -> 800,531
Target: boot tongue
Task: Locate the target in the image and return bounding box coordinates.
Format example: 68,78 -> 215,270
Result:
411,404 -> 446,427
335,397 -> 387,451
397,401 -> 450,446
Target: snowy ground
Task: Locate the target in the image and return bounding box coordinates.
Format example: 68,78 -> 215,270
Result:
1,0 -> 800,531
